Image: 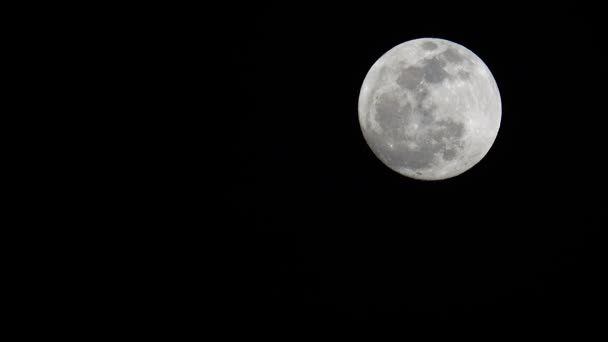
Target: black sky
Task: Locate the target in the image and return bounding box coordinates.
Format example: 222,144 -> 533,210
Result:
225,3 -> 606,323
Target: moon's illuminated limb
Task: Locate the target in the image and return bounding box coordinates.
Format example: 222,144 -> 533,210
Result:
358,38 -> 501,180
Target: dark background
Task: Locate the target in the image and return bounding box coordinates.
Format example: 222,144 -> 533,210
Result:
224,3 -> 605,323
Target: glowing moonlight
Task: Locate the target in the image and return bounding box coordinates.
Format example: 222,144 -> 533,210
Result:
358,38 -> 501,180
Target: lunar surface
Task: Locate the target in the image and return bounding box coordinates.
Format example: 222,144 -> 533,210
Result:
358,38 -> 501,180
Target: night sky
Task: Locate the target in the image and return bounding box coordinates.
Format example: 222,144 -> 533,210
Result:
225,3 -> 605,323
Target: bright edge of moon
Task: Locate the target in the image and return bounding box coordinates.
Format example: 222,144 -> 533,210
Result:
358,38 -> 501,180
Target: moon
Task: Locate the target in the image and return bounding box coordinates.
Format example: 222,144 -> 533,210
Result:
358,38 -> 501,180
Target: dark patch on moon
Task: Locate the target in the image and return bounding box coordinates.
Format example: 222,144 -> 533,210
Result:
396,66 -> 424,89
442,148 -> 457,161
433,118 -> 465,140
458,70 -> 471,79
374,92 -> 412,139
442,48 -> 464,63
442,137 -> 465,161
397,56 -> 449,91
421,41 -> 438,51
419,106 -> 435,125
423,57 -> 449,83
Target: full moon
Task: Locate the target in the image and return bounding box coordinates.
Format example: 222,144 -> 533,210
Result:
358,38 -> 501,180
